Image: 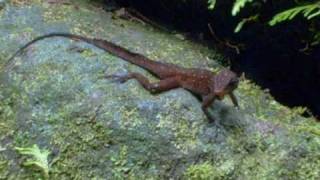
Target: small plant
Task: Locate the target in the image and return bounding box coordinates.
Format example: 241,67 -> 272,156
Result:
15,144 -> 50,179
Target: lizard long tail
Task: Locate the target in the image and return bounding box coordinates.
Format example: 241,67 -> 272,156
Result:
2,33 -> 162,74
3,33 -> 92,72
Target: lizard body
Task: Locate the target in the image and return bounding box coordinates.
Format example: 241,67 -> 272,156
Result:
3,33 -> 239,122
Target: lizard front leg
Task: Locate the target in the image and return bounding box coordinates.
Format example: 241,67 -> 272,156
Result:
106,72 -> 180,93
229,92 -> 239,108
201,93 -> 216,122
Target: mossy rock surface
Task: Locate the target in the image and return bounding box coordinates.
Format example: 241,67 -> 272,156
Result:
0,0 -> 319,179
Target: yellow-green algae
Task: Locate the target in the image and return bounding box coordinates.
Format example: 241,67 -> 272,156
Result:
0,0 -> 319,179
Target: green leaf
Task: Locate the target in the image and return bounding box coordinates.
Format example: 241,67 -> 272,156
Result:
234,19 -> 246,33
232,0 -> 253,16
208,0 -> 216,10
307,10 -> 320,19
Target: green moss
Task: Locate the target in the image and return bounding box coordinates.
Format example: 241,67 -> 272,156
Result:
109,145 -> 132,178
80,49 -> 97,58
184,162 -> 223,180
42,4 -> 73,23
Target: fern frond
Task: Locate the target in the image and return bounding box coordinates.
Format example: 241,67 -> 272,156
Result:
234,15 -> 259,33
208,0 -> 216,10
232,0 -> 253,16
269,3 -> 320,26
308,9 -> 320,19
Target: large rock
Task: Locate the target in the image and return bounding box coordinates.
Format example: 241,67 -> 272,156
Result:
0,0 -> 319,179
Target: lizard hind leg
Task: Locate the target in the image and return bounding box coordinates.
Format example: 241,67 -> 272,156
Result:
105,72 -> 180,94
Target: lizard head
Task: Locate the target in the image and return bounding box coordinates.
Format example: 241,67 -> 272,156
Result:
212,69 -> 239,100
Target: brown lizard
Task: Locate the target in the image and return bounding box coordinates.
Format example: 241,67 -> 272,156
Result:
3,33 -> 239,122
